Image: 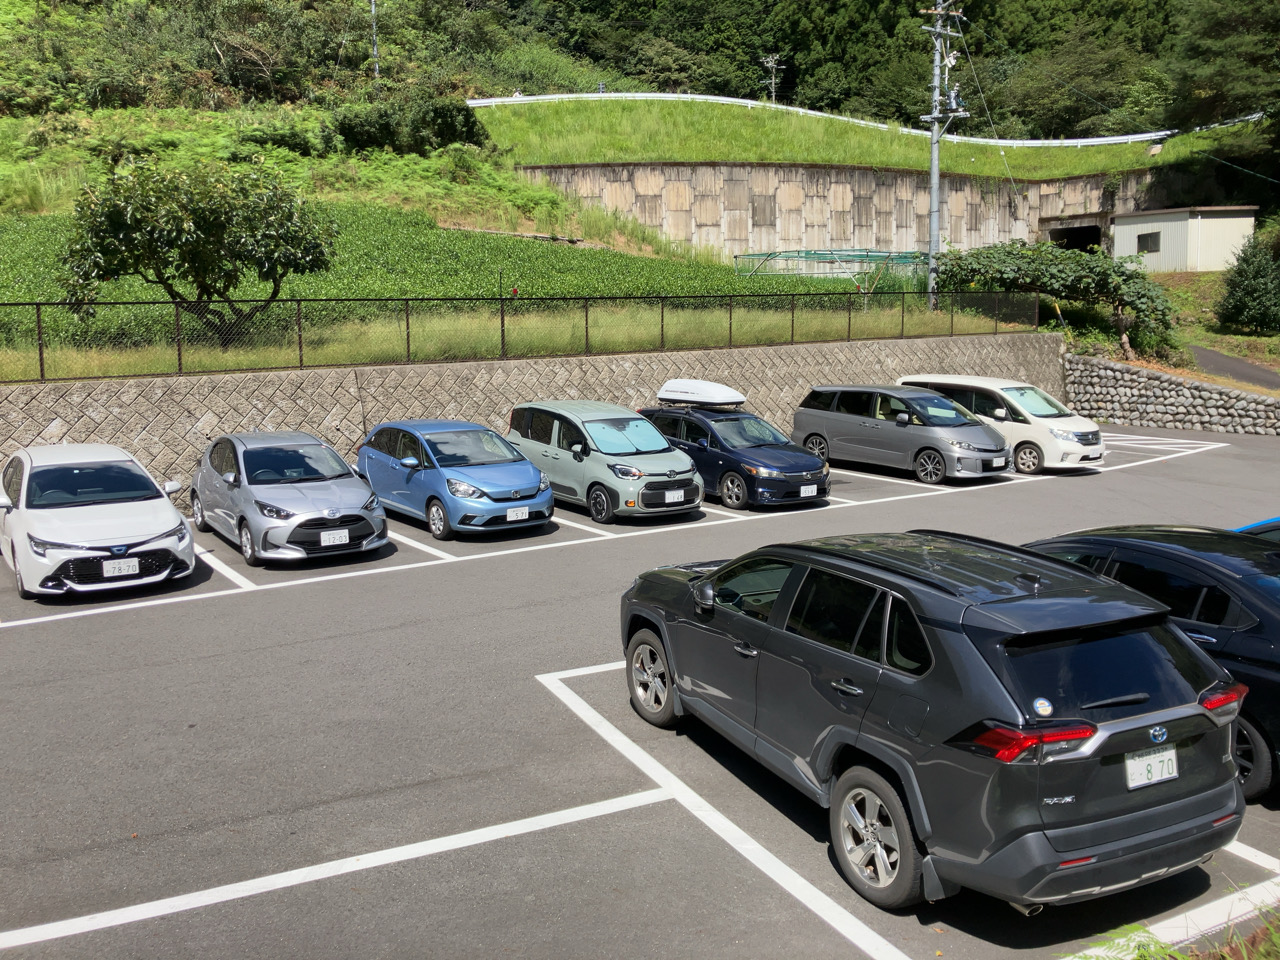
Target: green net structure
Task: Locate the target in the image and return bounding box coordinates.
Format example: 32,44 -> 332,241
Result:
733,249 -> 926,291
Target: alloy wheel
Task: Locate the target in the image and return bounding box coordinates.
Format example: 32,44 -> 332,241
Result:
240,525 -> 254,561
589,488 -> 611,523
721,473 -> 748,509
429,503 -> 446,537
915,450 -> 944,484
630,642 -> 669,716
838,787 -> 902,889
805,435 -> 829,461
1236,724 -> 1256,782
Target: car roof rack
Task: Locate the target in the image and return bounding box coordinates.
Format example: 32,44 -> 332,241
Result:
655,378 -> 747,409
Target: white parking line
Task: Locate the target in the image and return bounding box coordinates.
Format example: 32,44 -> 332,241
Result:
829,467 -> 927,488
0,787 -> 672,950
537,663 -> 913,960
193,547 -> 258,591
697,504 -> 748,519
1225,840 -> 1280,873
1094,444 -> 1230,472
387,531 -> 457,560
551,515 -> 618,537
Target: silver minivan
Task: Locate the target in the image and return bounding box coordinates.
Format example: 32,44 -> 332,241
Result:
790,384 -> 1012,484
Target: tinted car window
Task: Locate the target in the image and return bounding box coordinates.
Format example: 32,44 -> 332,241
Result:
931,385 -> 973,409
969,391 -> 1003,419
786,567 -> 880,655
3,458 -> 23,504
27,462 -> 160,509
683,418 -> 711,445
886,597 -> 932,675
528,410 -> 555,445
647,413 -> 681,438
875,394 -> 922,424
799,390 -> 835,411
1040,546 -> 1113,574
555,419 -> 587,452
369,428 -> 397,455
713,557 -> 794,623
210,440 -> 235,476
509,408 -> 530,439
835,391 -> 873,417
1109,558 -> 1206,620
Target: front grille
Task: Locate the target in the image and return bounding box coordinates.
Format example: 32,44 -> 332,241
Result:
642,478 -> 694,492
783,470 -> 824,482
1076,430 -> 1102,446
54,549 -> 174,585
296,514 -> 366,529
640,480 -> 699,508
287,517 -> 376,553
488,489 -> 541,503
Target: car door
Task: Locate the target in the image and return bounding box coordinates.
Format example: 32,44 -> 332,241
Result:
672,556 -> 796,752
390,430 -> 430,514
0,456 -> 24,561
679,416 -> 722,487
754,565 -> 885,796
516,408 -> 565,496
361,427 -> 403,505
203,439 -> 241,534
829,390 -> 877,462
867,393 -> 917,467
549,416 -> 588,500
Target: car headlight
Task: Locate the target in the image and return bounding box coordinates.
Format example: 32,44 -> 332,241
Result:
609,464 -> 644,480
944,439 -> 978,452
362,492 -> 380,511
538,471 -> 550,492
822,462 -> 830,476
446,478 -> 485,499
27,534 -> 78,557
1049,428 -> 1077,442
255,501 -> 295,520
743,465 -> 786,479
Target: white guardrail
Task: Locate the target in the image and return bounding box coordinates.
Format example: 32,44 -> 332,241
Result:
467,92 -> 1261,150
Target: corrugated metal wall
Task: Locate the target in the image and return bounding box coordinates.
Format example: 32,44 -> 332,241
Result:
1114,212 -> 1190,271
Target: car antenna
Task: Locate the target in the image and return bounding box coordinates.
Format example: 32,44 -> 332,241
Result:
1015,572 -> 1043,595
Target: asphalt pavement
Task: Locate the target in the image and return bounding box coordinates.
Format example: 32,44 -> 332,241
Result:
1190,345 -> 1280,391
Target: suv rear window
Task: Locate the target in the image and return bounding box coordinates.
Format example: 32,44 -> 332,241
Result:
799,390 -> 834,411
991,622 -> 1218,723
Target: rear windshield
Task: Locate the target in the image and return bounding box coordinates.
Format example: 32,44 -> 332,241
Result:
27,462 -> 160,509
991,622 -> 1219,723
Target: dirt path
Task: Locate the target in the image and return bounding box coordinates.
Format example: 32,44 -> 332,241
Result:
1190,345 -> 1280,391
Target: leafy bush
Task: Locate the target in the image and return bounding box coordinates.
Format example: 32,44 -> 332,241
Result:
331,90 -> 487,157
1216,235 -> 1280,334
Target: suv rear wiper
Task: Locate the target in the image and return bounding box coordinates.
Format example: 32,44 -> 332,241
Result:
1080,692 -> 1150,710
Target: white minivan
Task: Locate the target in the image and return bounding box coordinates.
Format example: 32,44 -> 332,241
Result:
896,375 -> 1105,474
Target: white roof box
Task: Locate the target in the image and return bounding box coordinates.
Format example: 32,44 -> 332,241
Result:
657,379 -> 746,407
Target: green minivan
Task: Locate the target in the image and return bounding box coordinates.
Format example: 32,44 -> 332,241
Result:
507,400 -> 703,523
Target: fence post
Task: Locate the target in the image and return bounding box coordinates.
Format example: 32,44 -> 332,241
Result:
949,293 -> 954,337
584,299 -> 590,355
296,299 -> 304,368
174,303 -> 183,374
1034,295 -> 1040,331
846,293 -> 852,341
728,296 -> 733,348
790,295 -> 795,344
994,292 -> 1000,335
660,298 -> 665,350
404,300 -> 411,362
900,293 -> 906,339
500,296 -> 507,359
36,303 -> 46,381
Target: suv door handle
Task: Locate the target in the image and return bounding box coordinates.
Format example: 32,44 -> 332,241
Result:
732,643 -> 759,659
831,680 -> 863,696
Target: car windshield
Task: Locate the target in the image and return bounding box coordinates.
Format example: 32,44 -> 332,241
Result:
1001,385 -> 1072,418
908,396 -> 982,428
713,415 -> 791,449
424,429 -> 523,467
27,462 -> 160,509
243,444 -> 350,484
583,417 -> 672,455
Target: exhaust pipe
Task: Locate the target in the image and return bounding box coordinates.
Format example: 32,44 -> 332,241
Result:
1009,901 -> 1044,917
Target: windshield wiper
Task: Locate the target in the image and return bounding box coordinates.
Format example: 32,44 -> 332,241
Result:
276,475 -> 329,484
59,494 -> 157,507
1080,692 -> 1150,710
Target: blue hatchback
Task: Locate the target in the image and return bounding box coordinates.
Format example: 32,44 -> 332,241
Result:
638,406 -> 829,509
357,420 -> 553,539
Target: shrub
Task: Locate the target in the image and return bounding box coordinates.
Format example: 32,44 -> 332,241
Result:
331,89 -> 488,157
1216,235 -> 1280,334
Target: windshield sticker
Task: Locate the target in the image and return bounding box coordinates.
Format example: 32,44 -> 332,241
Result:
1033,697 -> 1054,717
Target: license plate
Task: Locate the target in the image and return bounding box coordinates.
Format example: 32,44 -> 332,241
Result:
102,557 -> 139,578
1125,744 -> 1178,790
800,484 -> 817,497
664,490 -> 684,503
992,457 -> 1006,468
320,529 -> 350,546
506,506 -> 529,521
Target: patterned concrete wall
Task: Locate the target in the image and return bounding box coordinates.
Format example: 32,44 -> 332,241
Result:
0,334 -> 1065,503
526,163 -> 1149,259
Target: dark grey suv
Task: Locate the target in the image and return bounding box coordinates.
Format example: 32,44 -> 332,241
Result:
619,531 -> 1246,912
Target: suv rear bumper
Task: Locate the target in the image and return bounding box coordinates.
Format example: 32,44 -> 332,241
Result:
932,780 -> 1244,906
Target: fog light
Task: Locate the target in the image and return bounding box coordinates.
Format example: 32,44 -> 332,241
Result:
1061,453 -> 1071,462
625,500 -> 636,507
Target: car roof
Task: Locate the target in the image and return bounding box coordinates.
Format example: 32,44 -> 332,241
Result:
517,399 -> 641,420
809,385 -> 938,398
897,374 -> 1032,390
1037,525 -> 1280,579
387,419 -> 486,434
228,431 -> 323,449
23,443 -> 133,466
1238,516 -> 1280,533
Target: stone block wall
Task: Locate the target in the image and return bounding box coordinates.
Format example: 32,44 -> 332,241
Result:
0,334 -> 1064,503
1064,354 -> 1280,435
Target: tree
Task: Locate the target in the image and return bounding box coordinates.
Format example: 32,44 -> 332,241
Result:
64,160 -> 336,349
1216,234 -> 1280,334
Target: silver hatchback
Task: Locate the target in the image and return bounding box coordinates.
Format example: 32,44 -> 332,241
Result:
191,431 -> 388,565
791,385 -> 1012,484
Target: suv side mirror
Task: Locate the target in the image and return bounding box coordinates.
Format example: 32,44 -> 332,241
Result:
570,443 -> 585,461
162,480 -> 181,496
221,471 -> 237,486
696,438 -> 708,450
694,580 -> 715,612
895,412 -> 909,425
399,457 -> 420,470
993,407 -> 1008,421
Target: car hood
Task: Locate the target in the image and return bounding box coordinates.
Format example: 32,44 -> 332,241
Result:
445,459 -> 543,496
1035,413 -> 1101,433
733,443 -> 824,472
641,559 -> 726,585
247,476 -> 373,514
614,449 -> 696,476
28,497 -> 184,546
946,423 -> 1010,449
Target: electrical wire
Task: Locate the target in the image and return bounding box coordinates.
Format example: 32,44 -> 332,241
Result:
956,24 -> 1020,199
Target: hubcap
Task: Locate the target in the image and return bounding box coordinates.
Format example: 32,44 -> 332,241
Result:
631,643 -> 668,713
240,527 -> 253,559
917,452 -> 943,483
839,787 -> 901,889
807,437 -> 827,459
193,497 -> 203,524
1017,447 -> 1039,472
591,491 -> 608,519
429,505 -> 444,534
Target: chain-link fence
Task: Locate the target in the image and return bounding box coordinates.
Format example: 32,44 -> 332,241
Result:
0,292 -> 1040,383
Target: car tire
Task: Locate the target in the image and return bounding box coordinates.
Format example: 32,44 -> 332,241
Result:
588,485 -> 615,524
626,629 -> 677,728
913,449 -> 946,485
1014,442 -> 1044,475
804,434 -> 829,461
830,767 -> 923,909
191,491 -> 211,532
426,498 -> 454,541
719,471 -> 749,510
1236,715 -> 1274,801
13,551 -> 32,600
238,521 -> 263,567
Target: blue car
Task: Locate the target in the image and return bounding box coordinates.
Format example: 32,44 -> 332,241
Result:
1238,517 -> 1280,542
638,405 -> 829,509
357,420 -> 553,539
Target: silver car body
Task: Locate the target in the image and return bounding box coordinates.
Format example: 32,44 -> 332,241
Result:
192,431 -> 388,562
0,443 -> 195,596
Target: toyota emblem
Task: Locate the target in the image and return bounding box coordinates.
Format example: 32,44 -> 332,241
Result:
110,545 -> 127,556
1150,726 -> 1168,744
326,508 -> 339,519
667,470 -> 677,478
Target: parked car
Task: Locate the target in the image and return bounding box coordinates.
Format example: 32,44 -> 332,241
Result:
357,420 -> 553,540
1238,517 -> 1280,543
790,385 -> 1012,484
621,531 -> 1245,911
192,431 -> 387,565
0,443 -> 194,597
638,380 -> 828,510
507,400 -> 702,523
1026,525 -> 1280,801
896,374 -> 1105,474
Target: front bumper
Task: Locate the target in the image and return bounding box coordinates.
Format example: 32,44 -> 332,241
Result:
944,448 -> 1013,478
446,487 -> 555,534
612,475 -> 703,516
1044,440 -> 1107,469
22,531 -> 196,595
257,509 -> 389,560
750,478 -> 830,505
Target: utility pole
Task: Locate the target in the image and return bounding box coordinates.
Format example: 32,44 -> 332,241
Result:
370,0 -> 380,79
760,55 -> 783,104
920,2 -> 968,303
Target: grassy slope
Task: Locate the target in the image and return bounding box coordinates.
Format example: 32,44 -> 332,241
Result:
1154,271 -> 1280,375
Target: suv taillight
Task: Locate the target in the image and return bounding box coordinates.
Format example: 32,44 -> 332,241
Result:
949,720 -> 1097,763
1200,682 -> 1248,720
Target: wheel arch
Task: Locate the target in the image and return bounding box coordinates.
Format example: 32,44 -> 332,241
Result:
821,737 -> 932,843
623,609 -> 685,717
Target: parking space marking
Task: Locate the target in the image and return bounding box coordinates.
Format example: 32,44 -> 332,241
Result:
387,531 -> 459,560
0,787 -> 672,951
1094,443 -> 1230,472
1225,840 -> 1280,873
537,663 -> 913,960
829,467 -> 929,488
697,505 -> 749,520
193,547 -> 258,591
549,515 -> 619,537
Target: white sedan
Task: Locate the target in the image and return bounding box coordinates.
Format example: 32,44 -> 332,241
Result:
0,443 -> 195,598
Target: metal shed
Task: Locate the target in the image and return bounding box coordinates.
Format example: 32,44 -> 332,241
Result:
1111,206 -> 1258,272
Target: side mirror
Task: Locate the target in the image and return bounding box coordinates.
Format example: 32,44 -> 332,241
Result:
696,438 -> 708,450
895,412 -> 909,425
399,457 -> 420,470
221,471 -> 237,486
162,480 -> 181,496
694,580 -> 715,612
570,443 -> 585,461
993,407 -> 1008,421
